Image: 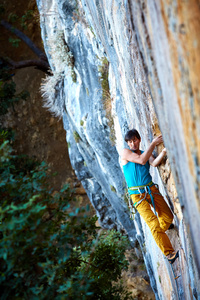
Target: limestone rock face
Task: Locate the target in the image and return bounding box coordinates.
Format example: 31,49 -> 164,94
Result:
37,0 -> 200,298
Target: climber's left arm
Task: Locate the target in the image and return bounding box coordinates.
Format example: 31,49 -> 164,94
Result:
149,148 -> 167,167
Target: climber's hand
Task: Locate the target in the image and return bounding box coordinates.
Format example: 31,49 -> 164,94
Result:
152,134 -> 163,146
162,148 -> 167,155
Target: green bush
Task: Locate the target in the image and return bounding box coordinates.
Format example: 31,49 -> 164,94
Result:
0,66 -> 29,115
0,133 -> 132,299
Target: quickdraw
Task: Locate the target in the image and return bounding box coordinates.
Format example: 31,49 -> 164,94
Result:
126,192 -> 137,220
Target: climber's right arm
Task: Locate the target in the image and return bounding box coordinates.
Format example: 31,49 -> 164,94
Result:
121,135 -> 163,165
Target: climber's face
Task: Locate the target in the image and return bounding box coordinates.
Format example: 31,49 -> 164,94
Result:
127,137 -> 141,152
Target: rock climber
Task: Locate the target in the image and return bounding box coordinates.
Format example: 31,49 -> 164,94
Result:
121,128 -> 179,264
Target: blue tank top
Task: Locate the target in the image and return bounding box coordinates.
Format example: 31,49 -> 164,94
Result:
122,150 -> 152,195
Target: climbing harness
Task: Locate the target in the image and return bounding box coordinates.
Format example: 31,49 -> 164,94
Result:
128,181 -> 161,217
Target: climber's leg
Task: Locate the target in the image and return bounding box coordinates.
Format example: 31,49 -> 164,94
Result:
150,185 -> 173,232
131,193 -> 174,256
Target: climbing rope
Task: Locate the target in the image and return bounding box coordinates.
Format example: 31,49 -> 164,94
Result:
145,185 -> 157,217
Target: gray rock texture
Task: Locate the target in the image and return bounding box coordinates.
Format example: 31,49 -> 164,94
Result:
37,0 -> 200,298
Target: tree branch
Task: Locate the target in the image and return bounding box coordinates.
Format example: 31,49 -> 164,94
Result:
6,58 -> 51,74
1,19 -> 47,60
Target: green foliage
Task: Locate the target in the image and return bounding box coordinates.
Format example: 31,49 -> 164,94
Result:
110,185 -> 117,193
0,133 -> 132,299
123,189 -> 129,206
8,13 -> 19,23
86,230 -> 131,300
98,57 -> 116,145
0,66 -> 29,115
139,263 -> 146,271
73,130 -> 81,143
21,10 -> 34,30
89,26 -> 96,37
0,127 -> 15,143
71,69 -> 77,82
98,57 -> 109,100
8,37 -> 21,47
86,87 -> 89,96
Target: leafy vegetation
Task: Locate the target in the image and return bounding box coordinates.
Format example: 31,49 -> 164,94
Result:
0,133 -> 132,299
98,57 -> 116,145
73,130 -> 81,143
1,2 -> 39,31
8,37 -> 21,47
0,7 -> 132,299
0,65 -> 29,115
98,57 -> 110,101
20,10 -> 34,30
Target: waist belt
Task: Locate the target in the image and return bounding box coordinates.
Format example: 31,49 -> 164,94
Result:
128,181 -> 158,216
128,181 -> 154,193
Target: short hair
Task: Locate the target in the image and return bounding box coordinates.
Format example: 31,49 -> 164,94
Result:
125,129 -> 141,142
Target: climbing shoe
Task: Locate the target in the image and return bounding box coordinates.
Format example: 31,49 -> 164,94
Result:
167,250 -> 179,264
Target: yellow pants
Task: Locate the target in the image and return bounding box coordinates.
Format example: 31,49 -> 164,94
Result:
130,185 -> 174,256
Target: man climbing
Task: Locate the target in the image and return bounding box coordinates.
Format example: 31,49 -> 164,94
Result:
121,129 -> 179,264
